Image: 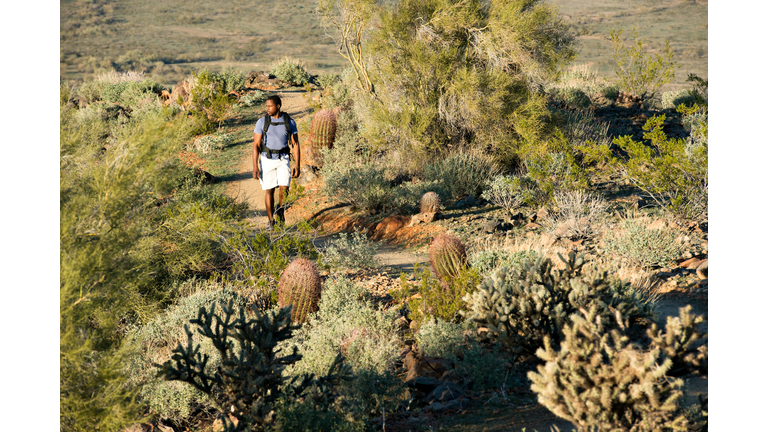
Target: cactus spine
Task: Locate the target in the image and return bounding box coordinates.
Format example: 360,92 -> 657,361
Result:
278,258 -> 322,324
420,191 -> 441,214
429,233 -> 467,280
308,109 -> 337,166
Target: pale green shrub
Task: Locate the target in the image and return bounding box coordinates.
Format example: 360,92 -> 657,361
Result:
610,27 -> 679,99
661,89 -> 697,109
316,72 -> 340,89
239,90 -> 268,107
77,70 -> 149,104
123,283 -> 249,423
544,189 -> 608,239
482,174 -> 547,210
283,277 -> 405,416
604,219 -> 683,268
270,57 -> 311,86
320,228 -> 380,271
469,249 -> 539,277
191,132 -> 234,154
415,318 -> 467,358
551,87 -> 591,109
423,152 -> 500,201
322,163 -> 396,212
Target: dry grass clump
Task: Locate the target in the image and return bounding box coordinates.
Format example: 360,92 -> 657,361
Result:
544,189 -> 608,239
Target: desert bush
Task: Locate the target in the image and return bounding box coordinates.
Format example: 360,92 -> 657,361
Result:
661,89 -> 697,109
400,265 -> 482,327
469,249 -> 539,277
191,132 -> 234,154
529,305 -> 707,432
124,285 -> 248,424
615,114 -> 707,219
319,228 -> 380,271
76,70 -> 150,105
159,302 -> 350,431
323,163 -> 396,212
550,87 -> 591,109
544,189 -> 608,239
481,174 -> 545,212
239,90 -> 268,107
415,318 -> 508,391
360,0 -> 575,167
610,27 -> 679,100
524,147 -> 589,199
685,73 -> 708,106
316,72 -> 341,89
548,64 -> 617,100
554,110 -> 612,166
423,152 -> 500,201
184,69 -> 242,133
462,252 -> 656,355
284,277 -> 406,417
680,103 -> 708,158
604,219 -> 683,268
270,57 -> 311,86
100,79 -> 164,107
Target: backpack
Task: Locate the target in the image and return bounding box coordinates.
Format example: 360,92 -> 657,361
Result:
259,112 -> 294,157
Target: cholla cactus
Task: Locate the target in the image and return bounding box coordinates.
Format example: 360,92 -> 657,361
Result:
646,305 -> 708,377
278,258 -> 322,324
429,233 -> 467,280
462,252 -> 655,354
308,109 -> 337,166
528,305 -> 706,432
420,191 -> 441,214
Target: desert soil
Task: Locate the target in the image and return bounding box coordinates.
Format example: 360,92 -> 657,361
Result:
223,91 -> 708,432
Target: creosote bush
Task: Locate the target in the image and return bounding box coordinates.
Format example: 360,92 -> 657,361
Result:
610,27 -> 679,100
462,252 -> 655,355
529,305 -> 707,432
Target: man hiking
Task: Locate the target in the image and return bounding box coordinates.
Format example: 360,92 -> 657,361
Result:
253,95 -> 301,229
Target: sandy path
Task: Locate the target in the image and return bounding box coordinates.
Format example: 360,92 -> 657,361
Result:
225,89 -> 314,228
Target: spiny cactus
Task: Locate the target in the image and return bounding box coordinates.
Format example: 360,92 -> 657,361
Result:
462,252 -> 656,354
278,258 -> 322,324
420,191 -> 441,214
308,109 -> 337,166
429,233 -> 467,280
528,305 -> 707,432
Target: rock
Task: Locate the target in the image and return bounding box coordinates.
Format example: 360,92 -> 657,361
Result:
440,369 -> 462,384
295,165 -> 318,186
406,376 -> 441,394
696,259 -> 708,280
511,218 -> 525,227
428,402 -> 446,412
540,233 -> 557,247
524,222 -> 541,230
195,167 -> 217,185
409,212 -> 438,227
394,316 -> 409,331
482,220 -> 500,234
647,218 -> 667,230
373,216 -> 409,239
679,257 -> 703,269
464,195 -> 476,206
422,358 -> 453,375
426,381 -> 465,404
122,424 -> 153,432
536,207 -> 550,221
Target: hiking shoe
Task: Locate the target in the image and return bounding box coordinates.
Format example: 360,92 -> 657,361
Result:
267,220 -> 275,231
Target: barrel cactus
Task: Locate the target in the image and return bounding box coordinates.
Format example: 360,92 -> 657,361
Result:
278,258 -> 322,324
429,233 -> 467,280
308,109 -> 337,166
420,191 -> 441,214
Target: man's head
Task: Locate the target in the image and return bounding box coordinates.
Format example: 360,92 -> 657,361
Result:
265,95 -> 282,117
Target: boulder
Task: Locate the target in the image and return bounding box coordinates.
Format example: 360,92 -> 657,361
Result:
696,259 -> 708,280
426,381 -> 465,404
405,376 -> 441,394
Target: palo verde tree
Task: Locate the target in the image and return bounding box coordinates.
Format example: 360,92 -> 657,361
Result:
355,0 -> 576,168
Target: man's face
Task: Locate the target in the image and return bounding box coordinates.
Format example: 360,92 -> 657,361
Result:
265,100 -> 279,116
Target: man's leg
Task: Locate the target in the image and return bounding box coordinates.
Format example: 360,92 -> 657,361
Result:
275,185 -> 289,224
264,187 -> 276,227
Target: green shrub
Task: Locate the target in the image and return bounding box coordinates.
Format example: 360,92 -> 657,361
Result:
524,147 -> 589,200
423,152 -> 500,201
191,132 -> 234,154
322,163 -> 396,212
462,252 -> 656,355
469,249 -> 538,277
529,305 -> 707,432
549,64 -> 616,100
270,57 -> 311,86
415,318 -> 508,391
610,114 -> 707,219
481,174 -> 544,212
400,265 -> 482,327
320,228 -> 380,271
284,277 -> 406,418
661,89 -> 697,110
551,87 -> 591,109
100,79 -> 163,107
610,27 -> 679,100
239,90 -> 268,107
76,70 -> 150,105
316,72 -> 341,89
604,219 -> 683,268
361,0 -> 576,166
124,285 -> 249,424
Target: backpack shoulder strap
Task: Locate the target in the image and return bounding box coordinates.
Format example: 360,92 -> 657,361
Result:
282,112 -> 294,136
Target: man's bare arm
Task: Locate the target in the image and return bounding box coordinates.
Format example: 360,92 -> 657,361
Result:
253,132 -> 262,179
290,132 -> 301,178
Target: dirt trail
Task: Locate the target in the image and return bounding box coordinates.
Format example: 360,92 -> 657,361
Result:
225,89 -> 313,228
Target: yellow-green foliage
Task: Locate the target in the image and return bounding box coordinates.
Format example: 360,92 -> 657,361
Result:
591,113 -> 708,219
362,0 -> 576,167
399,264 -> 482,327
610,27 -> 679,100
187,69 -> 245,133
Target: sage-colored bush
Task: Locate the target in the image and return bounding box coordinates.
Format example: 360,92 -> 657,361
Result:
604,219 -> 683,268
320,228 -> 380,271
270,56 -> 311,86
463,252 -> 656,355
423,152 -> 500,201
469,249 -> 538,278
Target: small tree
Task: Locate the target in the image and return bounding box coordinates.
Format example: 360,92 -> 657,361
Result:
610,27 -> 679,100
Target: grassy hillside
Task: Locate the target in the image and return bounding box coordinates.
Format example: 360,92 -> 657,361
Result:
61,0 -> 706,90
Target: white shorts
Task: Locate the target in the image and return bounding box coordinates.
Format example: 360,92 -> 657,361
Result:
259,153 -> 291,190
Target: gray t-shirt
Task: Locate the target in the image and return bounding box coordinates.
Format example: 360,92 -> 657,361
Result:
254,114 -> 298,150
